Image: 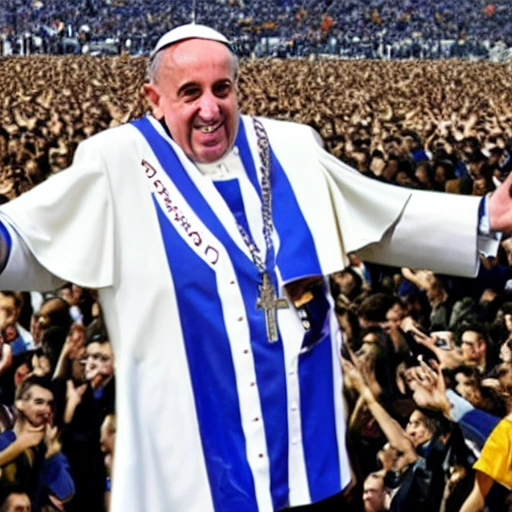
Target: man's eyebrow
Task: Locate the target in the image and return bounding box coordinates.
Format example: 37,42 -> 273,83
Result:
176,81 -> 200,96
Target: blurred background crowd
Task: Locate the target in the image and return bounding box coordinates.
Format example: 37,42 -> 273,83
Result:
0,1 -> 511,512
1,0 -> 512,59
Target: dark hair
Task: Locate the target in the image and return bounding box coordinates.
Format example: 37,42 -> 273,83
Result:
15,375 -> 53,403
41,326 -> 68,371
459,323 -> 488,344
36,296 -> 73,331
357,293 -> 395,323
358,327 -> 400,399
0,486 -> 30,512
0,291 -> 23,310
416,407 -> 452,439
330,267 -> 363,303
85,320 -> 109,345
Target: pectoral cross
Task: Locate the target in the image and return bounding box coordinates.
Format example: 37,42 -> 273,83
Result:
256,272 -> 289,343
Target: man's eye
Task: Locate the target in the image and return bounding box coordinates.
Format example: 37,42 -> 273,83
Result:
183,88 -> 200,99
214,83 -> 231,96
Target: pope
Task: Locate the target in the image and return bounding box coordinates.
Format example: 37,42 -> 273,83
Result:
0,23 -> 510,512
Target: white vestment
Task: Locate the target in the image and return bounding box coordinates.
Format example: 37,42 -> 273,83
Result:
0,115 -> 485,511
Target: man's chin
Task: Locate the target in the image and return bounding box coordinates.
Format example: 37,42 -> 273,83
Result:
191,135 -> 233,163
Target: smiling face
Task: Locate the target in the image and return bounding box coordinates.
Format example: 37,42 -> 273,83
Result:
17,385 -> 53,428
144,38 -> 239,164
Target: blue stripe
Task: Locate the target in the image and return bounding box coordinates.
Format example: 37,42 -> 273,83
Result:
237,118 -> 322,280
298,333 -> 341,502
0,220 -> 12,272
154,203 -> 258,511
132,117 -> 290,510
241,121 -> 335,500
213,179 -> 253,239
271,149 -> 322,281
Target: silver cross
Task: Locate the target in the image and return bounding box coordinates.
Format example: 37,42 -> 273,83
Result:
256,272 -> 289,342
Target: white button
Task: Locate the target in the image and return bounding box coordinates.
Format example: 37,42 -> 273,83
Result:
288,370 -> 295,376
291,437 -> 298,445
290,403 -> 298,412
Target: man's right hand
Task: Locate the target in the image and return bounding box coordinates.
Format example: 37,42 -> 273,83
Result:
17,427 -> 45,449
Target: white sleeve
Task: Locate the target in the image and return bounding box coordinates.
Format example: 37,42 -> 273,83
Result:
0,221 -> 64,292
355,187 -> 481,277
0,136 -> 114,290
319,144 -> 482,277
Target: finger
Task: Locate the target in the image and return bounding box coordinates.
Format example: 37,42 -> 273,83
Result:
340,357 -> 352,369
428,359 -> 442,376
418,359 -> 437,384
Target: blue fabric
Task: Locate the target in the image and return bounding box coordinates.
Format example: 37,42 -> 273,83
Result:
410,148 -> 429,162
132,116 -> 338,509
0,220 -> 12,271
10,336 -> 27,356
153,204 -> 262,512
0,429 -> 16,449
213,179 -> 253,240
0,430 -> 74,505
135,117 -> 289,511
459,408 -> 500,451
299,327 -> 340,503
235,119 -> 323,282
41,452 -> 75,500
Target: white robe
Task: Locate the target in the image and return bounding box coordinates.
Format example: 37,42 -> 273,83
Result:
0,115 -> 486,511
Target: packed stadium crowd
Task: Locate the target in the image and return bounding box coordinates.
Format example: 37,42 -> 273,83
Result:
0,42 -> 512,511
0,0 -> 511,57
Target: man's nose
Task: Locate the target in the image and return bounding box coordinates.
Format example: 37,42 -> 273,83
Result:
198,92 -> 219,119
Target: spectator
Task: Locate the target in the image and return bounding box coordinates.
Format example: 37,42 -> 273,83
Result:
460,362 -> 512,511
0,488 -> 31,512
60,336 -> 114,512
0,376 -> 74,512
362,472 -> 388,512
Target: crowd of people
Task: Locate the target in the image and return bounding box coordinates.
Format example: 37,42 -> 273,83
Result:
0,0 -> 511,57
0,51 -> 511,510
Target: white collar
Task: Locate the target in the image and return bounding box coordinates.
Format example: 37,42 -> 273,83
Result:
195,146 -> 241,180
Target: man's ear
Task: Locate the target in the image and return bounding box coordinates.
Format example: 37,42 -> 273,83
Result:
142,83 -> 164,120
15,399 -> 24,413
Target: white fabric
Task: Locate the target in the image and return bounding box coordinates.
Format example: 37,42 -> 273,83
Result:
151,24 -> 231,58
0,115 -> 485,512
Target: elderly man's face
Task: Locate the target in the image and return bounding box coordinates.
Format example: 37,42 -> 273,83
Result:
144,39 -> 239,163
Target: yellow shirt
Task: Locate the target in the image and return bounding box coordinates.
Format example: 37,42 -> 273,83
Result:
474,417 -> 512,490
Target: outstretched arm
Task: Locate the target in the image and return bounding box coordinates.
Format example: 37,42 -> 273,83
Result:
342,358 -> 418,463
